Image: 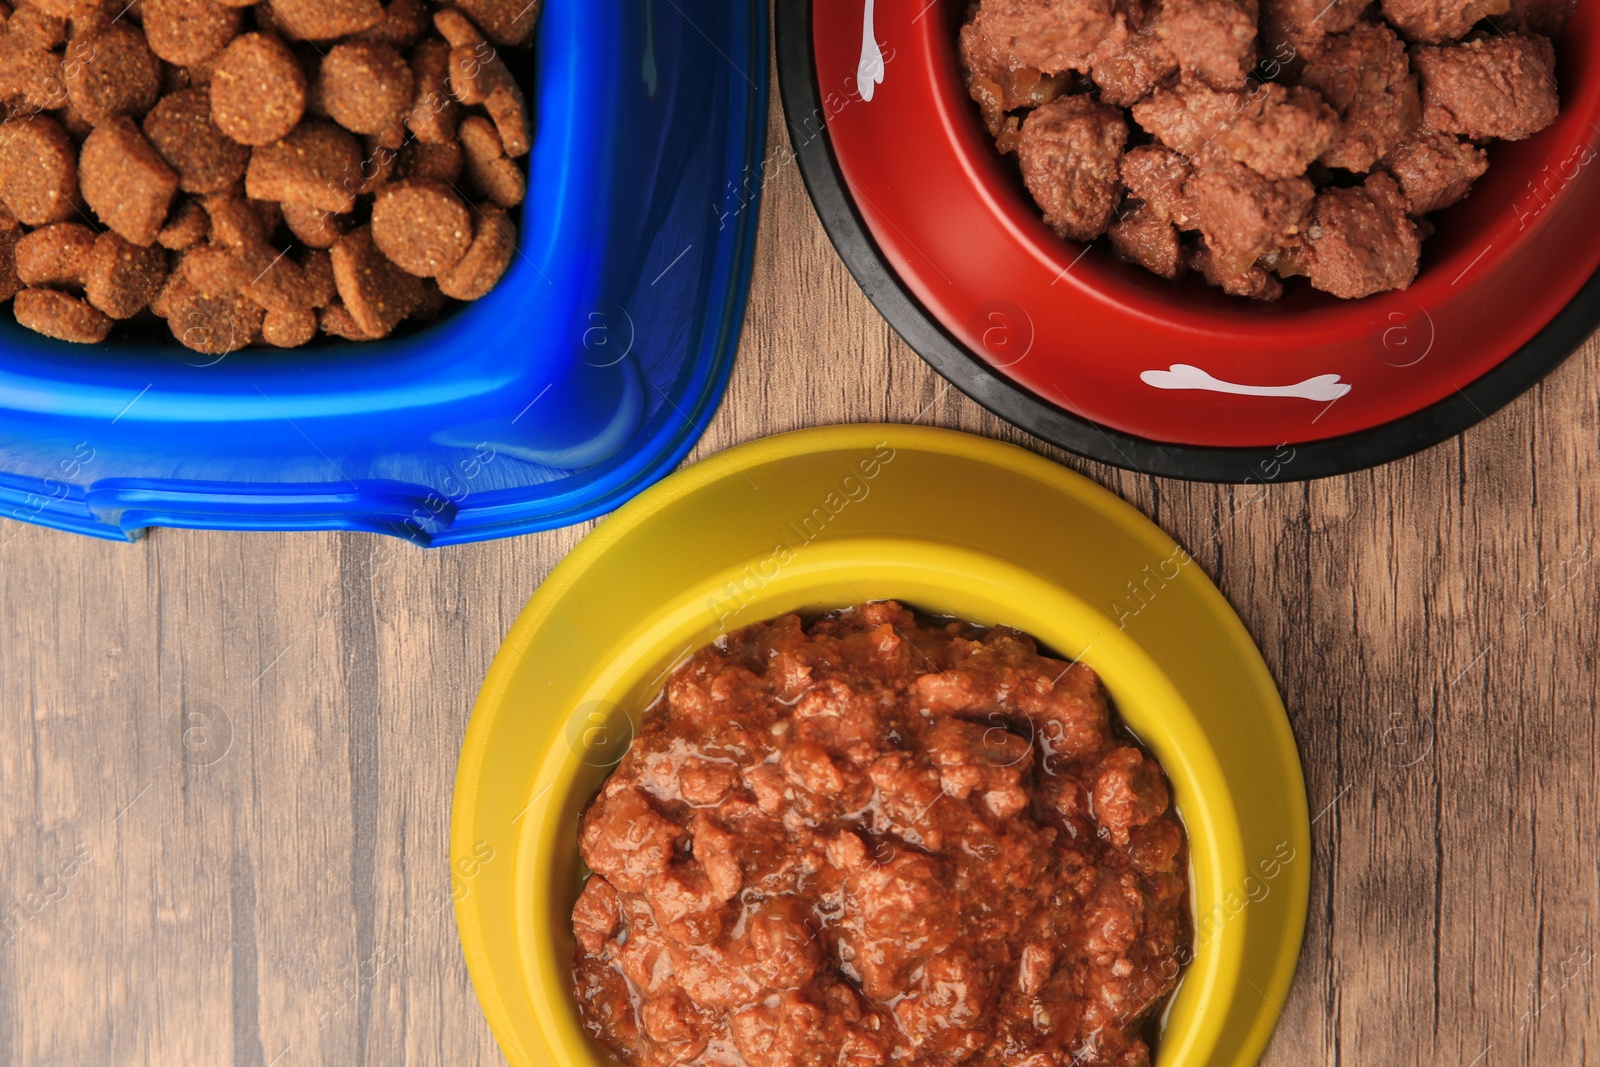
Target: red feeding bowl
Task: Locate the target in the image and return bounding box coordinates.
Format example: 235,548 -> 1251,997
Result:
776,0 -> 1600,480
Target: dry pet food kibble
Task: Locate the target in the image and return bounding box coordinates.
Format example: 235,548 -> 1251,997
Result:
2,1 -> 536,349
370,178 -> 471,277
210,33 -> 306,145
15,222 -> 97,287
143,89 -> 253,194
0,116 -> 79,226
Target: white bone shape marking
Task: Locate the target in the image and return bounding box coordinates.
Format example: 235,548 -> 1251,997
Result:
859,0 -> 885,102
1140,364 -> 1352,402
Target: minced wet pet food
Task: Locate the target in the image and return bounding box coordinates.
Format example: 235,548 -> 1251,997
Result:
572,601 -> 1192,1067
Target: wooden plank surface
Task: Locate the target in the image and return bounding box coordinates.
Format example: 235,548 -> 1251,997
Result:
2,55 -> 1599,1067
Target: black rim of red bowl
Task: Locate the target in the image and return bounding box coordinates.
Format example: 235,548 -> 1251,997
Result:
774,0 -> 1600,483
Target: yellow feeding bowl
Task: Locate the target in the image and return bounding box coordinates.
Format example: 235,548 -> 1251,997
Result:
452,425 -> 1309,1067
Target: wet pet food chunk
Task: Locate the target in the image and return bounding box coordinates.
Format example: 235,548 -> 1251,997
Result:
1016,95 -> 1128,242
1303,174 -> 1422,299
1414,34 -> 1560,142
1382,132 -> 1489,217
1299,23 -> 1421,173
961,0 -> 1566,300
1382,0 -> 1511,44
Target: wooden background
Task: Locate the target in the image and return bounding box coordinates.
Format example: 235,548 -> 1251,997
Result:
3,58 -> 1599,1067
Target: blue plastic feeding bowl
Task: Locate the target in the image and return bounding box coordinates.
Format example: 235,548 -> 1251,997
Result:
0,1 -> 767,546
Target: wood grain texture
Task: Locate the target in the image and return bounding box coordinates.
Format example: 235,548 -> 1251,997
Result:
2,53 -> 1599,1067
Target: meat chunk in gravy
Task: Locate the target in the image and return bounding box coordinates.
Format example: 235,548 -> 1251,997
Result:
1382,131 -> 1489,216
1414,34 -> 1561,142
573,602 -> 1192,1067
965,0 -> 1136,78
1131,75 -> 1339,180
1303,172 -> 1423,298
1381,0 -> 1512,43
1299,22 -> 1421,172
1017,95 -> 1129,240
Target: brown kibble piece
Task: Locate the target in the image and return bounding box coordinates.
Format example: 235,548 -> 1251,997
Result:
298,248 -> 337,306
246,120 -> 365,214
262,305 -> 318,347
142,0 -> 243,67
79,118 -> 181,247
1,5 -> 70,109
143,89 -> 252,194
411,278 -> 446,321
14,288 -> 113,343
371,179 -> 473,278
447,43 -> 495,105
267,0 -> 384,41
437,204 -> 514,301
459,117 -> 525,208
398,139 -> 463,183
182,242 -> 253,295
64,23 -> 162,124
281,200 -> 349,249
455,0 -> 540,47
465,145 -> 524,207
242,247 -> 313,312
0,226 -> 20,304
159,198 -> 213,249
484,81 -> 530,159
354,0 -> 429,48
407,39 -> 460,144
15,223 -> 97,288
356,137 -> 399,194
457,114 -> 502,162
319,299 -> 376,339
433,7 -> 485,48
3,5 -> 65,47
0,116 -> 79,226
0,43 -> 68,113
163,276 -> 262,352
85,232 -> 168,319
15,0 -> 78,23
211,33 -> 307,146
319,41 -> 414,137
253,198 -> 284,242
149,264 -> 186,319
202,192 -> 268,247
330,225 -> 424,336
